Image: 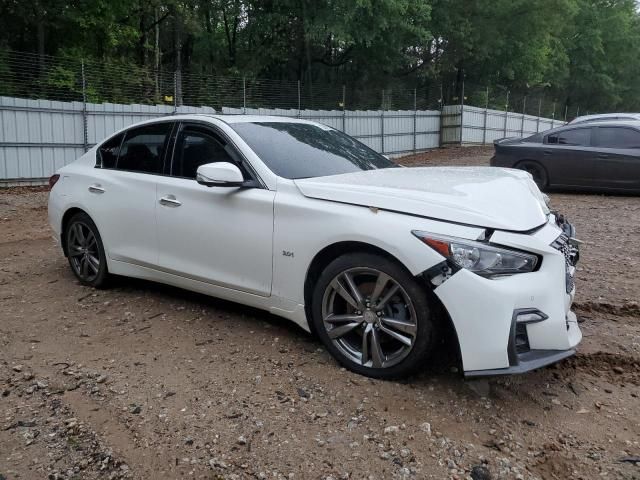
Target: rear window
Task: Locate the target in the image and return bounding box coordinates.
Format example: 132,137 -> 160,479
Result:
116,123 -> 173,174
231,122 -> 396,179
597,127 -> 640,148
97,133 -> 124,168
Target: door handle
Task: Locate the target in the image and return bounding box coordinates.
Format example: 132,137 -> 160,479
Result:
597,154 -> 609,159
159,195 -> 182,207
543,150 -> 553,155
88,184 -> 105,194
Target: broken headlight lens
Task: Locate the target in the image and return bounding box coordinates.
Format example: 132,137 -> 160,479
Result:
412,231 -> 539,277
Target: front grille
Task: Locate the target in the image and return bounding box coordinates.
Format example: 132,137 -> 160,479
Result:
551,234 -> 578,293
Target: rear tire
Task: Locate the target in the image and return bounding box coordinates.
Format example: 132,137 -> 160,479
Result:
65,212 -> 110,288
516,160 -> 549,190
311,252 -> 436,379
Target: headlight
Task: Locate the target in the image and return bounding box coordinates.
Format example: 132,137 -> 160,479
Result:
412,231 -> 539,277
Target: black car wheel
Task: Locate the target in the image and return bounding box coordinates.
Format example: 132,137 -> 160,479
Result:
311,252 -> 436,379
516,160 -> 548,190
65,212 -> 110,288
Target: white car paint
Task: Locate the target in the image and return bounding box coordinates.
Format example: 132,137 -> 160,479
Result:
48,114 -> 582,376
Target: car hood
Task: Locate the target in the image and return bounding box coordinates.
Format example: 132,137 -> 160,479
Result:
294,166 -> 550,231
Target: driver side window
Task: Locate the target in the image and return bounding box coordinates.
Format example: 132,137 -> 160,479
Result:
172,125 -> 239,179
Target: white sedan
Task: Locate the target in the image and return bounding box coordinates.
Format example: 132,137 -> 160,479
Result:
48,115 -> 582,378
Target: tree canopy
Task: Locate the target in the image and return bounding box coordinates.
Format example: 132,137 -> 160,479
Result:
1,0 -> 639,113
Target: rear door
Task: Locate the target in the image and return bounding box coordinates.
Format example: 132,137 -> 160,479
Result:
543,127 -> 596,187
86,122 -> 174,266
593,126 -> 640,191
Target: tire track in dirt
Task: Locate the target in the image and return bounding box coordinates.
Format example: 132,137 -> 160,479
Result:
565,351 -> 640,386
574,300 -> 640,318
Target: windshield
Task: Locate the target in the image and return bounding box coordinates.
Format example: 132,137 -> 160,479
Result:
231,121 -> 397,179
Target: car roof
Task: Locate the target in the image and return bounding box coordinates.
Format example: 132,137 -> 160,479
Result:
94,114 -> 330,149
541,119 -> 640,135
570,113 -> 640,124
567,119 -> 640,127
125,114 -> 324,128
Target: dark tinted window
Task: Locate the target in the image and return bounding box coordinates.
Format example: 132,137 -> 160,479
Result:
97,133 -> 123,168
116,123 -> 173,174
173,126 -> 236,179
547,128 -> 590,146
524,133 -> 543,143
597,127 -> 640,148
231,122 -> 396,179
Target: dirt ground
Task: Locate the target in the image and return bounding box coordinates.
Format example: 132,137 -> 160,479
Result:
1,147 -> 639,480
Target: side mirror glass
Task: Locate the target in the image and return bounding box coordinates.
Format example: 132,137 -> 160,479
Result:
196,162 -> 244,187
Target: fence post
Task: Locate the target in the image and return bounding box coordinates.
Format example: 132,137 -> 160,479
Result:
173,71 -> 178,113
438,83 -> 444,147
381,89 -> 385,154
503,90 -> 510,137
243,76 -> 247,114
536,98 -> 542,132
575,106 -> 580,118
342,85 -> 346,132
564,105 -> 568,122
520,95 -> 526,137
413,88 -> 417,153
297,80 -> 301,117
551,101 -> 556,128
81,59 -> 88,153
459,75 -> 465,145
482,86 -> 488,145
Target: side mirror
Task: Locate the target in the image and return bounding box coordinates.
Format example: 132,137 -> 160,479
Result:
196,162 -> 244,187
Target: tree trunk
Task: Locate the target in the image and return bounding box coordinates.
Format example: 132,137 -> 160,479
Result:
37,17 -> 45,73
204,6 -> 215,70
138,2 -> 148,67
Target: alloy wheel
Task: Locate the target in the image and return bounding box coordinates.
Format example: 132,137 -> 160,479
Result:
321,267 -> 418,369
67,221 -> 101,282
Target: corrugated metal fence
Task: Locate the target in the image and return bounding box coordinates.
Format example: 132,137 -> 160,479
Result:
0,96 -> 559,186
441,105 -> 563,144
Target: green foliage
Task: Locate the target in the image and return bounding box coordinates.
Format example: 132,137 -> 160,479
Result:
0,0 -> 639,111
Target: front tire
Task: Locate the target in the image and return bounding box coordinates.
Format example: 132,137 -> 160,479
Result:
65,212 -> 110,288
311,252 -> 436,379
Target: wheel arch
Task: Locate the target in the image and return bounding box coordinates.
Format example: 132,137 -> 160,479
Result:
302,240 -> 464,373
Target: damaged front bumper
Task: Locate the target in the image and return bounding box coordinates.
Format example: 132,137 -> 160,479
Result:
429,215 -> 582,376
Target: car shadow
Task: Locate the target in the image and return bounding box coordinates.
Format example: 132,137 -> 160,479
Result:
95,274 -> 525,390
107,274 -> 315,340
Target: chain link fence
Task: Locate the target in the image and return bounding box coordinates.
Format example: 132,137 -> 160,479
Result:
0,49 -> 581,185
0,49 -> 587,119
462,81 -> 583,123
0,49 -> 474,113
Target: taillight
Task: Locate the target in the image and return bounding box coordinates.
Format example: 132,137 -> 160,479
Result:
48,174 -> 60,189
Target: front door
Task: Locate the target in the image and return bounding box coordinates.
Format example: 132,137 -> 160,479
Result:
155,122 -> 275,296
